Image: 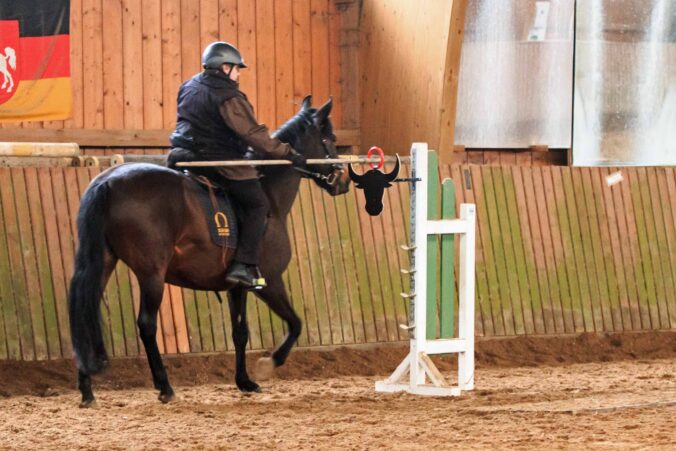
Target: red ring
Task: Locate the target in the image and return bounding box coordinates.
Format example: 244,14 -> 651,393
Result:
367,146 -> 385,170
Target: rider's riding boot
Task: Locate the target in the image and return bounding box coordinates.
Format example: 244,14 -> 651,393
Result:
225,261 -> 266,290
225,261 -> 254,288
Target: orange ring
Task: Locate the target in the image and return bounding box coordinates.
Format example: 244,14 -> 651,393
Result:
367,146 -> 385,170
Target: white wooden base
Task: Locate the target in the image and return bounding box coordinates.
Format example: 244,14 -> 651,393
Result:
374,381 -> 462,397
375,350 -> 471,397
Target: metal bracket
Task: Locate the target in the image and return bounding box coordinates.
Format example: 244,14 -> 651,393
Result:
393,177 -> 421,183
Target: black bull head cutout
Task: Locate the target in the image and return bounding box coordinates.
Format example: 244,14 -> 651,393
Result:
348,155 -> 401,216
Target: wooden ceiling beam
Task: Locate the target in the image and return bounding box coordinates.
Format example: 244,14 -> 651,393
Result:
0,128 -> 360,149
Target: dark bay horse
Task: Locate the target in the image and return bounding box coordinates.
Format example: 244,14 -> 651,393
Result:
68,96 -> 349,407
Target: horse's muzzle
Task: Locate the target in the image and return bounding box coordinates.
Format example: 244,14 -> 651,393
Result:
330,170 -> 351,196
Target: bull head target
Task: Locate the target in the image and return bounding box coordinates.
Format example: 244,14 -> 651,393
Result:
348,150 -> 400,216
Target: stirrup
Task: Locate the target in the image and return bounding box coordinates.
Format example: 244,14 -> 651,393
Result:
238,276 -> 266,291
251,266 -> 267,290
252,277 -> 267,290
225,265 -> 267,290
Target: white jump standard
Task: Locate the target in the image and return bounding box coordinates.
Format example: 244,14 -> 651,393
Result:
375,142 -> 476,397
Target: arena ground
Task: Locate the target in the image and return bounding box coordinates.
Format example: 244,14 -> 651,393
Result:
0,332 -> 674,449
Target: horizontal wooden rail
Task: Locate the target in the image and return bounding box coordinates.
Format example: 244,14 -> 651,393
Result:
0,128 -> 361,149
0,142 -> 80,157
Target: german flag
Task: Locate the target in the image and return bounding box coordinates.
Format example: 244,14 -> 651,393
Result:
0,0 -> 71,122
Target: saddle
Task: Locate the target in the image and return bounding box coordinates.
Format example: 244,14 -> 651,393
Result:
184,172 -> 238,250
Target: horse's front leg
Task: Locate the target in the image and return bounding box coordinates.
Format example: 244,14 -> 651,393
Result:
227,287 -> 261,392
254,275 -> 302,368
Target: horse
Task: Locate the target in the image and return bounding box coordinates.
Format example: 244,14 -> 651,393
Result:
68,96 -> 350,407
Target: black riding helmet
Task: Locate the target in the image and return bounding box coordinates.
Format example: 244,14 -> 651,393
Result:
202,41 -> 248,69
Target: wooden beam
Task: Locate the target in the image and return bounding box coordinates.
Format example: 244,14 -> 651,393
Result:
0,128 -> 361,149
438,0 -> 468,165
334,0 -> 360,136
0,142 -> 80,157
0,157 -> 75,168
0,129 -> 168,147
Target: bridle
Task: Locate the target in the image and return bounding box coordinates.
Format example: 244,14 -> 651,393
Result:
272,109 -> 344,188
293,137 -> 344,187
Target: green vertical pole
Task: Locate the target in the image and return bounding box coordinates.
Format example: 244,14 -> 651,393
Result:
426,151 -> 439,340
440,179 -> 456,338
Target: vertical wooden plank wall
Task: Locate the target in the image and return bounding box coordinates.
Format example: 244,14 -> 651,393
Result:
360,0 -> 456,156
0,165 -> 674,360
0,0 -> 350,137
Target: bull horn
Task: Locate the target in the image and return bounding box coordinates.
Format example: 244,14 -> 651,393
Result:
385,154 -> 401,182
348,163 -> 365,184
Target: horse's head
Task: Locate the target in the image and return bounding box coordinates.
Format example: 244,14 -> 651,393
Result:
272,95 -> 350,196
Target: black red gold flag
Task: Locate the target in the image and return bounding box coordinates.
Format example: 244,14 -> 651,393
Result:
0,0 -> 71,122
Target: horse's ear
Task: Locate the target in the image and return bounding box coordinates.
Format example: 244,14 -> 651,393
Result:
300,95 -> 312,111
314,97 -> 333,123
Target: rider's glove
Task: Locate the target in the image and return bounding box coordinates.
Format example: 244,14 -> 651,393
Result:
287,149 -> 307,169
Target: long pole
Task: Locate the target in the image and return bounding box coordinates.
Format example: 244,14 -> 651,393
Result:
175,155 -> 407,167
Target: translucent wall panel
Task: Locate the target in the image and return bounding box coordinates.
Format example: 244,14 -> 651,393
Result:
455,0 -> 574,148
573,0 -> 676,166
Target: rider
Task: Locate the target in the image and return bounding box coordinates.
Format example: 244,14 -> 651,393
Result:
168,41 -> 307,289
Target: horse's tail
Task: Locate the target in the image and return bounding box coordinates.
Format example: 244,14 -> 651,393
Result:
68,180 -> 110,374
4,47 -> 16,69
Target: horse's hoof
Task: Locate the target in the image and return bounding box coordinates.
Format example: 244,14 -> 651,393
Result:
237,379 -> 261,393
79,399 -> 99,409
158,392 -> 176,404
255,357 -> 275,381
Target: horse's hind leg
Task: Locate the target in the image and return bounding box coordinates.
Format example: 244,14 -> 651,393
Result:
254,276 -> 302,368
136,274 -> 175,403
227,287 -> 261,392
78,249 -> 117,408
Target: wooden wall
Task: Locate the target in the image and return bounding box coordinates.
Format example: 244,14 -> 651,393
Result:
0,0 -> 571,164
451,165 -> 675,336
0,165 -> 413,359
0,164 -> 673,361
449,148 -> 568,166
0,0 -> 361,150
360,0 -> 463,158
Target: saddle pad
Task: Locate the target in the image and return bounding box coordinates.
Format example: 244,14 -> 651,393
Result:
194,184 -> 238,249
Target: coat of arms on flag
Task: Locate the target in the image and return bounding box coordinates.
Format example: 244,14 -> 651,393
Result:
0,0 -> 72,122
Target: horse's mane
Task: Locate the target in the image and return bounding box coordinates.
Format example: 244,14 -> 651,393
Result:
271,109 -> 316,145
272,106 -> 336,148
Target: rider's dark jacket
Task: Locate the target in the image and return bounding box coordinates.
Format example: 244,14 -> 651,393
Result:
169,69 -> 291,180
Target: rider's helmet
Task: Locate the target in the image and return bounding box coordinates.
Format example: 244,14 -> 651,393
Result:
202,41 -> 248,69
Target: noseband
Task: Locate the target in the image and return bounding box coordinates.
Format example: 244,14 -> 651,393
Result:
294,138 -> 344,187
